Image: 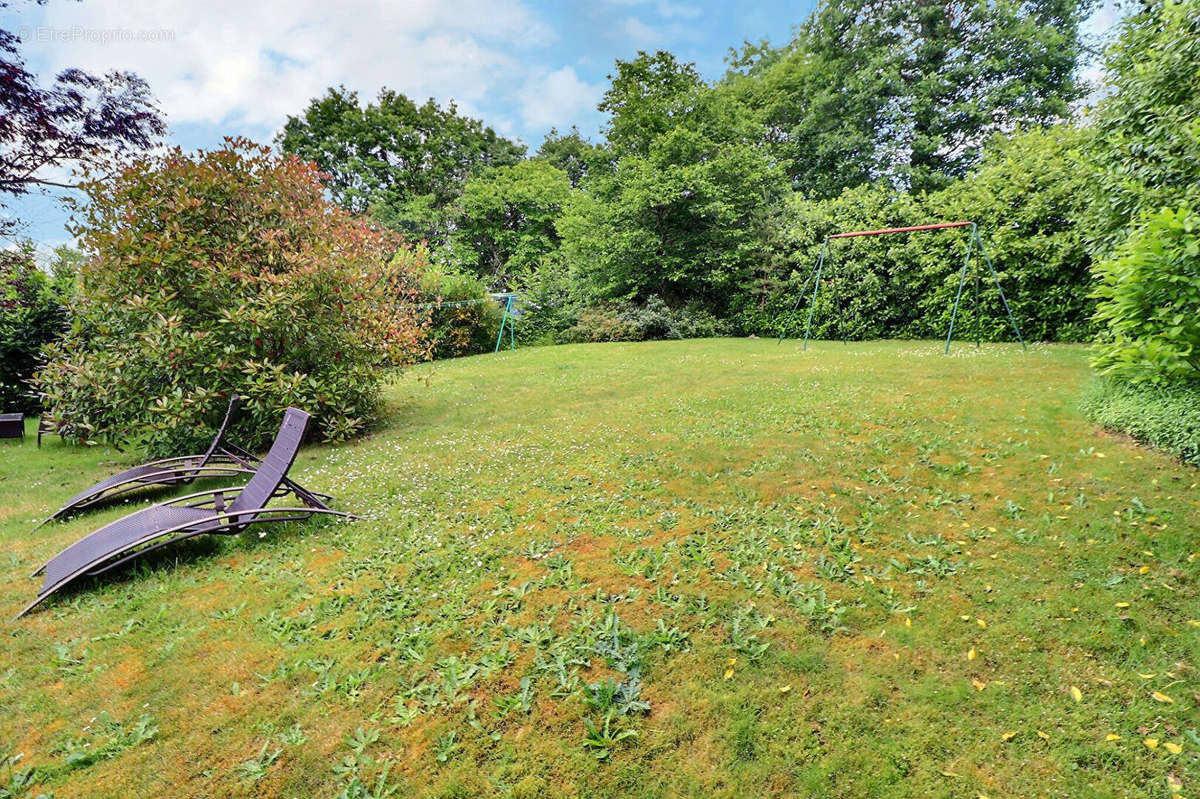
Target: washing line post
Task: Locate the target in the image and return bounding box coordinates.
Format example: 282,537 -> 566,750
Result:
494,294 -> 516,354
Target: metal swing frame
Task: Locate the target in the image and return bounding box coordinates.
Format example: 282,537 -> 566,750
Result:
778,221 -> 1025,354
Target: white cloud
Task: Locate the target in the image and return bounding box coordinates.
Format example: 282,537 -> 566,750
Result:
622,16 -> 662,47
31,0 -> 555,134
517,66 -> 605,134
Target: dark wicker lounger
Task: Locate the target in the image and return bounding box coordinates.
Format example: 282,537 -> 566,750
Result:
31,396 -> 330,532
19,407 -> 353,618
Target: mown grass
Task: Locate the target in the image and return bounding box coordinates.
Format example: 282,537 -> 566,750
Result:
1,339 -> 1197,799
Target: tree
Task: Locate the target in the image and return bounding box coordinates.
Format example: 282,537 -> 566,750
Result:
598,51 -> 702,159
450,160 -> 571,290
566,52 -> 784,310
36,139 -> 429,455
535,127 -> 607,189
0,240 -> 72,412
727,0 -> 1095,196
276,86 -> 525,235
0,15 -> 164,236
1087,0 -> 1200,255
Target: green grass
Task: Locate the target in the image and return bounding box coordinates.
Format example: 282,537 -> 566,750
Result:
1,339 -> 1197,798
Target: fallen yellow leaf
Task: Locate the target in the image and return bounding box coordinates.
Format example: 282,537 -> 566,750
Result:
1115,602 -> 1131,608
968,648 -> 977,661
972,679 -> 987,692
1163,741 -> 1182,754
1138,673 -> 1157,679
1105,734 -> 1121,741
1188,620 -> 1200,627
1151,691 -> 1174,704
723,668 -> 734,681
1168,774 -> 1183,792
1070,685 -> 1083,703
905,617 -> 912,628
1036,730 -> 1050,741
1139,565 -> 1150,574
1144,738 -> 1159,749
1000,730 -> 1017,741
977,619 -> 987,629
779,684 -> 792,694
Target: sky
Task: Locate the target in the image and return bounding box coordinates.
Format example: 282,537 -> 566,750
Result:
1,0 -> 1120,256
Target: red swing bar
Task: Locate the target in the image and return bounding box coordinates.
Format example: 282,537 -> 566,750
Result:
828,221 -> 973,239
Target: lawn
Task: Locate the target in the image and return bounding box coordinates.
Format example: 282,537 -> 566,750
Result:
1,339 -> 1197,799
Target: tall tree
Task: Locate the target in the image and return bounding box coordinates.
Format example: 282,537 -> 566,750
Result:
276,86 -> 525,235
728,0 -> 1096,195
450,159 -> 571,290
566,51 -> 784,310
0,10 -> 165,237
535,126 -> 606,189
1087,0 -> 1200,254
598,51 -> 702,159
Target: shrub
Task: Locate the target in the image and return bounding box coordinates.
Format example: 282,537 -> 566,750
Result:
1080,377 -> 1200,465
1090,206 -> 1200,386
420,268 -> 503,359
36,138 -> 428,455
561,306 -> 639,344
0,243 -> 72,413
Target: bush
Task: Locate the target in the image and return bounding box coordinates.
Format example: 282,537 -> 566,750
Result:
36,138 -> 429,455
0,243 -> 72,413
1080,377 -> 1200,465
421,268 -> 503,359
1091,206 -> 1200,386
561,306 -> 639,344
562,296 -> 732,343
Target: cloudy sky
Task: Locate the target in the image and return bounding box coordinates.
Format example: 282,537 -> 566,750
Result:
2,0 -> 1119,253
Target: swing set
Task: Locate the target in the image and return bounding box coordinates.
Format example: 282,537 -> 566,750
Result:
778,221 -> 1025,354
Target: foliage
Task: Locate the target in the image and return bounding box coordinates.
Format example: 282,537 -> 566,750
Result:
726,0 -> 1096,195
276,86 -> 524,239
1080,376 -> 1200,464
564,53 -> 784,312
560,306 -> 638,344
35,138 -> 428,455
420,269 -> 503,359
0,18 -> 164,235
1087,0 -> 1200,254
449,160 -> 571,291
1090,206 -> 1200,385
0,241 -> 72,412
535,127 -> 608,189
922,124 -> 1099,342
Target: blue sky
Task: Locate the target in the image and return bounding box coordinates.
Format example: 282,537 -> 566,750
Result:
2,0 -> 1118,254
0,0 -> 814,251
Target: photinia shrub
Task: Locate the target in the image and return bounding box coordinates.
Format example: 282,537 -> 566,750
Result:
36,138 -> 430,455
1091,206 -> 1200,386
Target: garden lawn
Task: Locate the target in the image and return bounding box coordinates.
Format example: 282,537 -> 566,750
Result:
1,339 -> 1197,799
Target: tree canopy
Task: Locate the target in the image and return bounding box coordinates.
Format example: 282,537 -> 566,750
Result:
275,86 -> 525,236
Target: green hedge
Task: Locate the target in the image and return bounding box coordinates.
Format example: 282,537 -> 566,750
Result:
1080,378 -> 1200,465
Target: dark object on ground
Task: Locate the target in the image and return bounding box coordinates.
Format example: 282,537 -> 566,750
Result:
31,396 -> 330,531
0,413 -> 24,440
19,407 -> 354,618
